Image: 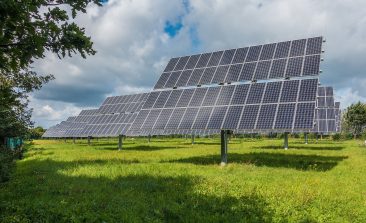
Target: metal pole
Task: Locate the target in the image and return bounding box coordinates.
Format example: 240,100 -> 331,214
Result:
87,136 -> 91,146
220,130 -> 228,166
304,133 -> 308,144
316,133 -> 318,143
118,134 -> 123,151
148,135 -> 151,143
73,137 -> 75,144
284,133 -> 289,150
191,134 -> 195,145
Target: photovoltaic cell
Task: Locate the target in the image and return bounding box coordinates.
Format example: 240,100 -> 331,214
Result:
179,107 -> 199,129
260,43 -> 276,60
275,103 -> 296,129
216,85 -> 235,106
294,103 -> 315,128
225,64 -> 242,83
174,56 -> 190,71
164,58 -> 179,72
196,53 -> 211,68
246,83 -> 265,104
280,80 -> 299,102
231,84 -> 249,105
220,49 -> 236,65
289,39 -> 306,57
232,47 -> 248,64
262,82 -> 281,103
199,67 -> 216,85
211,65 -> 229,83
184,54 -> 200,69
207,106 -> 228,129
274,41 -> 291,58
246,45 -> 262,62
207,51 -> 223,67
256,104 -> 277,129
222,106 -> 243,129
238,105 -> 260,129
254,60 -> 271,80
189,88 -> 208,107
286,57 -> 303,77
239,62 -> 256,81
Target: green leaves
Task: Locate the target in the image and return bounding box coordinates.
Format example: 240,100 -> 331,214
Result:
343,102 -> 366,138
0,0 -> 101,140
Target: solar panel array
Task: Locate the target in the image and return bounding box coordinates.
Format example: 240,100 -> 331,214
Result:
43,36 -> 333,139
79,93 -> 149,137
129,78 -> 319,135
154,37 -> 323,90
313,86 -> 340,134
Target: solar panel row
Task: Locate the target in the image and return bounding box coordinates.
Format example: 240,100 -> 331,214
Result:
154,37 -> 323,89
130,78 -> 318,134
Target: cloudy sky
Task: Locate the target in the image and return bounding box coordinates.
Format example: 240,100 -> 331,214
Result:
31,0 -> 366,128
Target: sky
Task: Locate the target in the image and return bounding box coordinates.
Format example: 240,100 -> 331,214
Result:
30,0 -> 366,128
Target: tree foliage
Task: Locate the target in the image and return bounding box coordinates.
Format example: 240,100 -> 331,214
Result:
0,0 -> 102,142
343,102 -> 366,138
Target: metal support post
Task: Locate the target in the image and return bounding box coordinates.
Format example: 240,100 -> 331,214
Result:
316,133 -> 318,143
118,135 -> 123,151
220,130 -> 228,166
304,133 -> 308,144
191,134 -> 195,145
284,132 -> 289,150
148,135 -> 151,143
87,136 -> 91,146
73,137 -> 75,144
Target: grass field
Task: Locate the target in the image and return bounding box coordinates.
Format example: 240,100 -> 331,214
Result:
1,136 -> 366,222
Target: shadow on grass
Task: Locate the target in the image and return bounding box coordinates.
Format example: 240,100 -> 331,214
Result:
253,145 -> 345,151
0,158 -> 273,222
167,153 -> 347,171
94,145 -> 188,151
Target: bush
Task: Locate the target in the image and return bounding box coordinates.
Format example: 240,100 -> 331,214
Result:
0,146 -> 15,183
332,133 -> 341,141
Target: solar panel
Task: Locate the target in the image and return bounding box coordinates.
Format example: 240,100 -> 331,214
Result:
80,93 -> 148,137
154,37 -> 323,90
312,86 -> 340,134
131,78 -> 319,133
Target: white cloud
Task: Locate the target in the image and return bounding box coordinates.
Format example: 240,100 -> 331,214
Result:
31,0 -> 366,127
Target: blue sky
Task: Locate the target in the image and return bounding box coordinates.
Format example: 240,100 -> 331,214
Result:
31,0 -> 366,128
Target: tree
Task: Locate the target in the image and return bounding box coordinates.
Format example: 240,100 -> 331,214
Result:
343,102 -> 366,139
0,0 -> 102,143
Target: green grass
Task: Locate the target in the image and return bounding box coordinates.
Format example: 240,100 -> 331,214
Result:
1,137 -> 366,222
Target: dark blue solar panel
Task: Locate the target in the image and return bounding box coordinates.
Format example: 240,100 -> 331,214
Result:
202,87 -> 221,106
274,41 -> 290,58
186,68 -> 204,86
154,109 -> 173,129
207,106 -> 228,129
219,49 -> 236,65
153,91 -> 171,108
306,37 -> 323,55
303,55 -> 320,76
246,83 -> 265,104
298,79 -> 318,102
246,45 -> 262,62
274,103 -> 295,129
231,84 -> 249,105
184,54 -> 200,69
262,82 -> 282,103
179,107 -> 199,129
216,85 -> 235,106
175,70 -> 193,87
192,107 -> 213,129
268,59 -> 286,79
317,97 -> 326,107
199,67 -> 216,85
165,90 -> 183,108
238,62 -> 256,81
164,57 -> 179,72
238,105 -> 260,129
254,60 -> 271,80
222,106 -> 243,129
256,104 -> 277,129
326,96 -> 334,107
211,65 -> 229,84
143,92 -> 161,109
225,64 -> 242,83
294,102 -> 315,128
154,72 -> 171,89
207,51 -> 223,67
129,110 -> 149,130
259,43 -> 276,60
286,57 -> 303,77
164,71 -> 181,88
196,53 -> 211,68
232,47 -> 248,64
165,108 -> 186,129
174,56 -> 190,71
318,86 -> 326,96
176,89 -> 195,107
280,80 -> 299,102
142,109 -> 161,129
189,88 -> 208,107
290,39 -> 306,57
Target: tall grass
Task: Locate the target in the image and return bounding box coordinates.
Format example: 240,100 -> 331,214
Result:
0,137 -> 365,222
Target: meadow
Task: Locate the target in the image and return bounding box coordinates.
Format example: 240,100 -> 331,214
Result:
0,136 -> 365,222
